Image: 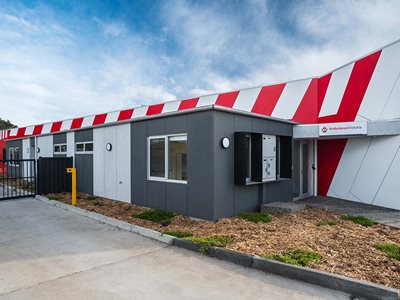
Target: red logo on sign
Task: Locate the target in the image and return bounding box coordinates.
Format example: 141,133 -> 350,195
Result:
321,127 -> 328,133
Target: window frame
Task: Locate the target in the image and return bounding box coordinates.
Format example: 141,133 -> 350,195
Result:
54,143 -> 67,154
147,133 -> 187,184
75,141 -> 93,154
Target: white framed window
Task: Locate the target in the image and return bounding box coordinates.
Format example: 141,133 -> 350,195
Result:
54,143 -> 67,154
148,134 -> 187,183
75,142 -> 93,154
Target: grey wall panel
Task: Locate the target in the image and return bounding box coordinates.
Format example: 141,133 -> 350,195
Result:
75,129 -> 93,142
213,112 -> 235,219
53,133 -> 66,144
131,121 -> 147,206
147,118 -> 165,136
281,123 -> 293,136
234,115 -> 252,132
147,181 -> 166,210
187,111 -> 214,219
166,183 -> 187,215
213,111 -> 294,218
166,114 -> 188,133
75,154 -> 93,194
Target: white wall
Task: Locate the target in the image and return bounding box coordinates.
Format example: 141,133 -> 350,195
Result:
37,135 -> 53,158
328,135 -> 400,210
93,124 -> 130,203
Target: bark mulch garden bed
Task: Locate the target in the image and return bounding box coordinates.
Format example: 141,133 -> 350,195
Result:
47,192 -> 400,289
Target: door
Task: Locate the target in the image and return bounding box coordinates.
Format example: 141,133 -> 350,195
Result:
293,140 -> 315,199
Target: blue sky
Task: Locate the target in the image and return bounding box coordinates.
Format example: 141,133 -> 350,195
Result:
1,0 -> 399,126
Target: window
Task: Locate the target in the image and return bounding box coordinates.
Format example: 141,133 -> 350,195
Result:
54,143 -> 67,154
168,136 -> 187,181
76,142 -> 93,153
148,134 -> 187,183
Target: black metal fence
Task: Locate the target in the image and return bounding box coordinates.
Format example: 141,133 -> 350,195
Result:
37,157 -> 73,195
0,159 -> 36,200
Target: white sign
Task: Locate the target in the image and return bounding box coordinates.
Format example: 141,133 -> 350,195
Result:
319,121 -> 367,137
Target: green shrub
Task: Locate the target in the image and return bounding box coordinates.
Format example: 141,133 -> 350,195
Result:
374,243 -> 400,261
133,209 -> 175,226
263,248 -> 322,266
185,236 -> 232,254
85,195 -> 98,201
341,215 -> 377,227
317,221 -> 337,226
238,212 -> 272,223
162,231 -> 193,238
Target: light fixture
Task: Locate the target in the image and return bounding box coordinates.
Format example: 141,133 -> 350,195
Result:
221,137 -> 230,149
37,147 -> 40,153
106,143 -> 112,151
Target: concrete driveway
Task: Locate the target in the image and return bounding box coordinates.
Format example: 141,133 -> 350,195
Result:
0,198 -> 349,300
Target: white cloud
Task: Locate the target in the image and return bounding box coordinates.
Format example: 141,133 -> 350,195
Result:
0,0 -> 399,127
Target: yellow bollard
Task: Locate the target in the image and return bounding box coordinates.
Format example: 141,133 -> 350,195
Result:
66,168 -> 77,206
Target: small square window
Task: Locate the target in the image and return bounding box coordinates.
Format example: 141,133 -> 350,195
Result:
84,143 -> 93,152
76,143 -> 84,152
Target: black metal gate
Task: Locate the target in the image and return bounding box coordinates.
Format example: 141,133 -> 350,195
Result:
37,157 -> 73,195
0,159 -> 36,200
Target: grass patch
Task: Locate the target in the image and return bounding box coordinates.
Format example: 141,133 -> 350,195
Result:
185,236 -> 232,254
341,215 -> 377,227
132,209 -> 175,226
92,200 -> 104,206
263,248 -> 322,266
162,231 -> 193,238
85,195 -> 98,201
238,212 -> 272,223
374,243 -> 400,261
317,220 -> 337,226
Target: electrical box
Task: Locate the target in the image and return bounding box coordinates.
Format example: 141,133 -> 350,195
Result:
262,135 -> 276,181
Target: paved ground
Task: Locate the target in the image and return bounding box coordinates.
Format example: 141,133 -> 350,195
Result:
297,196 -> 400,229
0,198 -> 350,300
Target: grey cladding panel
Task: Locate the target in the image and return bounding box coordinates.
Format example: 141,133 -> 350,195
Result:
147,181 -> 166,210
53,133 -> 66,144
166,114 -> 188,133
147,118 -> 166,136
187,111 -> 214,219
213,112 -> 235,219
75,154 -> 93,194
75,129 -> 93,142
166,183 -> 188,215
131,121 -> 147,206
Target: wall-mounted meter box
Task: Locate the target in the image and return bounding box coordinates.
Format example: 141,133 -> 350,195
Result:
262,135 -> 276,181
234,132 -> 278,185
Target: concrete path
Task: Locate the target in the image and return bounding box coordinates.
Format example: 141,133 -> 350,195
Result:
297,196 -> 400,229
0,198 -> 350,300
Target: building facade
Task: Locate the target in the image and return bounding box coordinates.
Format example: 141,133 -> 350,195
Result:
1,39 -> 399,219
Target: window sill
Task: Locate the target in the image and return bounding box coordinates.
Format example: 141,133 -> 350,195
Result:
244,177 -> 292,186
148,177 -> 187,185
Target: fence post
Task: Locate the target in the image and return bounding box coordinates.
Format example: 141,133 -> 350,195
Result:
66,168 -> 76,206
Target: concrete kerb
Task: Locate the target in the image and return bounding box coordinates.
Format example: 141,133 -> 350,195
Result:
35,195 -> 399,300
173,237 -> 399,300
34,195 -> 174,244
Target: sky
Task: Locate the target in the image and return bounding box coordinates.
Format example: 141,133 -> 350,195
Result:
0,0 -> 399,127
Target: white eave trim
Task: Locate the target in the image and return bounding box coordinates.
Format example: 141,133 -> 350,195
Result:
294,119 -> 400,139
